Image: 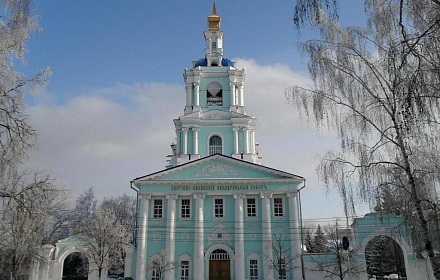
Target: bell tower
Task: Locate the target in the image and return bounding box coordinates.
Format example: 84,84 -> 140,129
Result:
166,3 -> 261,168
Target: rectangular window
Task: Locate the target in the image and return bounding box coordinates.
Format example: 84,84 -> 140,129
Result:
152,269 -> 160,280
212,41 -> 217,50
279,257 -> 287,279
214,198 -> 224,218
249,259 -> 259,280
247,198 -> 256,217
181,199 -> 191,218
274,198 -> 283,217
153,199 -> 163,218
180,260 -> 189,280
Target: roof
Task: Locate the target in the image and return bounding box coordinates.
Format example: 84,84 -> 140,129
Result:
193,57 -> 235,68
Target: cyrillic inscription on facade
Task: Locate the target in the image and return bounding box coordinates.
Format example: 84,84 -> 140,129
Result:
170,184 -> 267,192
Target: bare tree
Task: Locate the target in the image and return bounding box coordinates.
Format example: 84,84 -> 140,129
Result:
307,223 -> 363,280
101,194 -> 136,243
287,0 -> 440,277
0,0 -> 50,169
146,250 -> 178,280
265,232 -> 299,279
0,173 -> 69,280
79,209 -> 129,280
71,187 -> 97,234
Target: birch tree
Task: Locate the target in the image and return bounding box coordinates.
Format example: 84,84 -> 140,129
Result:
0,0 -> 50,169
80,210 -> 129,280
146,250 -> 178,280
0,173 -> 69,280
308,224 -> 363,280
265,232 -> 299,279
287,0 -> 440,277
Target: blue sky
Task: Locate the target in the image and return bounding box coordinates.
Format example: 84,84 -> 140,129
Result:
24,1 -> 369,224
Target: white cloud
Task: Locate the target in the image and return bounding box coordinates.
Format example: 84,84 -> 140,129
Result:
27,59 -> 367,219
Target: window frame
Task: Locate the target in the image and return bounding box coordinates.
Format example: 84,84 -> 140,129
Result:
153,198 -> 164,219
246,197 -> 258,218
151,269 -> 160,280
213,197 -> 225,218
179,254 -> 191,280
273,197 -> 284,217
279,254 -> 287,280
208,135 -> 223,155
249,259 -> 259,280
180,197 -> 191,219
180,260 -> 190,280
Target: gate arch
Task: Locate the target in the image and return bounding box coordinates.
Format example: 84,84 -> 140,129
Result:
353,212 -> 419,279
29,235 -> 107,280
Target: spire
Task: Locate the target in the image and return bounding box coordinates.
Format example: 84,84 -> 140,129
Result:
212,0 -> 217,15
207,1 -> 221,31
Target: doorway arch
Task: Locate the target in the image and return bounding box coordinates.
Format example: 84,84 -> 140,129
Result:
205,244 -> 234,280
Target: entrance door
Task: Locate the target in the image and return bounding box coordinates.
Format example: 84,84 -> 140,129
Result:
209,249 -> 230,280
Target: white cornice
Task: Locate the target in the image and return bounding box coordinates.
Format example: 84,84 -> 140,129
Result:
134,178 -> 303,186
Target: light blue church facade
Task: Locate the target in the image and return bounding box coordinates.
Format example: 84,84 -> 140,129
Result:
124,4 -> 305,280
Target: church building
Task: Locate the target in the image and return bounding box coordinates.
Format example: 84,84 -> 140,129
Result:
124,4 -> 305,280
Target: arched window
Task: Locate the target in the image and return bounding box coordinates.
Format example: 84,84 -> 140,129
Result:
209,136 -> 222,155
206,82 -> 223,106
179,254 -> 191,280
247,253 -> 260,280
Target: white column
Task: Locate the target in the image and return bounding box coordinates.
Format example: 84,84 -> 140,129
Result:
233,127 -> 239,154
261,192 -> 274,280
185,84 -> 192,107
244,127 -> 250,154
251,129 -> 256,154
124,244 -> 135,279
136,194 -> 151,280
194,82 -> 200,106
192,127 -> 199,155
229,82 -> 236,106
288,192 -> 304,280
238,82 -> 244,106
193,193 -> 206,280
234,193 -> 245,280
165,194 -> 178,280
182,128 -> 188,155
175,130 -> 181,155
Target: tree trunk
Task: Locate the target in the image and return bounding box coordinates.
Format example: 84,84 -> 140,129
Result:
396,125 -> 440,279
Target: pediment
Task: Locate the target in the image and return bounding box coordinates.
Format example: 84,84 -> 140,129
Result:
133,154 -> 303,186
